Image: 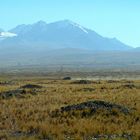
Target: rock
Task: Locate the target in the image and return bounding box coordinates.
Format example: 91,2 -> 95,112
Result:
72,80 -> 92,84
61,100 -> 129,114
0,89 -> 26,99
63,77 -> 71,80
107,80 -> 119,83
87,134 -> 132,140
52,100 -> 130,117
20,84 -> 42,89
121,84 -> 136,89
0,87 -> 39,99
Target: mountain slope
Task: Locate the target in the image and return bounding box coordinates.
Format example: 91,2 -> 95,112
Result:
0,20 -> 132,51
0,28 -> 4,32
134,47 -> 140,51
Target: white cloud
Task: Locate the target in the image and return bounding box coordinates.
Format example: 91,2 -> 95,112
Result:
0,32 -> 17,38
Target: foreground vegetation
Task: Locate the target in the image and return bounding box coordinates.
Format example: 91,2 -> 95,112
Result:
0,76 -> 140,140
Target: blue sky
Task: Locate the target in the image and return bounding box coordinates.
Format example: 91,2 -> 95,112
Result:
0,0 -> 140,47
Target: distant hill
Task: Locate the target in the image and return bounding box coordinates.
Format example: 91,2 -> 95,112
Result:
0,20 -> 132,51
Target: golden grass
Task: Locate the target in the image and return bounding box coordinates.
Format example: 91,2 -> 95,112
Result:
0,78 -> 140,139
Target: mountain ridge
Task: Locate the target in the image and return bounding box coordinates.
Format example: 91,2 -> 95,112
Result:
0,20 -> 132,51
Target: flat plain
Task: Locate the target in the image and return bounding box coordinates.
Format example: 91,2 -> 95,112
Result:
0,73 -> 140,140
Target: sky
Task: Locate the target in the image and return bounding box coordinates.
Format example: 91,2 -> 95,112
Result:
0,0 -> 140,47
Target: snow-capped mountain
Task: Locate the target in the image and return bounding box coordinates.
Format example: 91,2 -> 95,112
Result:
0,20 -> 132,51
0,20 -> 140,69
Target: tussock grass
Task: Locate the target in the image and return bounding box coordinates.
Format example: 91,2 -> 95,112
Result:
0,77 -> 140,139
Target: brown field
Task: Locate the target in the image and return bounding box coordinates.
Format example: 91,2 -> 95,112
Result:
0,75 -> 140,140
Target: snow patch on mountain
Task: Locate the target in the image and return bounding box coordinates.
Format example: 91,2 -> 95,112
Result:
70,21 -> 88,34
0,32 -> 17,38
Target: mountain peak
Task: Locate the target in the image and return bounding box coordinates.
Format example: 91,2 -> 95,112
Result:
52,19 -> 74,25
34,20 -> 47,26
55,19 -> 79,26
52,20 -> 88,34
61,19 -> 75,24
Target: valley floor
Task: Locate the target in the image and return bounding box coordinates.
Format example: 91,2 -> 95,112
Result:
0,75 -> 140,140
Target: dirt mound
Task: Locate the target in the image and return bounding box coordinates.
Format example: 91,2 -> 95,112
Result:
61,100 -> 129,114
78,88 -> 95,92
52,100 -> 130,117
0,89 -> 27,99
20,84 -> 42,89
63,77 -> 71,80
0,88 -> 39,99
121,84 -> 136,89
72,80 -> 92,84
88,134 -> 132,140
107,80 -> 119,83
